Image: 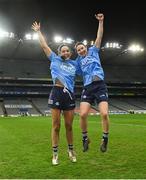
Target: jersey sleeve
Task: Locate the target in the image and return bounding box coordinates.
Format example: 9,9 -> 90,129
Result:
88,46 -> 100,56
47,51 -> 57,61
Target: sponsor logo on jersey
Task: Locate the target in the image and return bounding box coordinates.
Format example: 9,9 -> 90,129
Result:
60,63 -> 76,75
81,56 -> 94,66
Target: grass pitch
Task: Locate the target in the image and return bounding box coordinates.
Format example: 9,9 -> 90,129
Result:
0,114 -> 146,179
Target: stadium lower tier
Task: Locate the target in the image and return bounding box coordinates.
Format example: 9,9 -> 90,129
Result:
0,97 -> 146,116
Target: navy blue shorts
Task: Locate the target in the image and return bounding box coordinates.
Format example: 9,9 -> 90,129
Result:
81,80 -> 108,105
48,86 -> 75,110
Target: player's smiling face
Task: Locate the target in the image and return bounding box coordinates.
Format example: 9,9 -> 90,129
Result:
76,44 -> 87,57
60,46 -> 71,60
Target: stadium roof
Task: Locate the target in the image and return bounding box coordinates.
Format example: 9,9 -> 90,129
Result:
0,38 -> 146,66
0,0 -> 145,44
0,0 -> 146,66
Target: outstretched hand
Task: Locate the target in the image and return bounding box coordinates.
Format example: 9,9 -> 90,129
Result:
95,13 -> 104,21
31,21 -> 40,32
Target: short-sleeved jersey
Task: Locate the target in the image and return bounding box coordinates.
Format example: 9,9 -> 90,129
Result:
48,52 -> 78,93
76,46 -> 104,86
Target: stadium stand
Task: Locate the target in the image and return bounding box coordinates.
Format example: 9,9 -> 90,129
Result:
0,39 -> 146,116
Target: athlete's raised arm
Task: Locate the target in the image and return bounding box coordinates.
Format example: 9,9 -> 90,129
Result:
32,21 -> 52,57
94,13 -> 104,48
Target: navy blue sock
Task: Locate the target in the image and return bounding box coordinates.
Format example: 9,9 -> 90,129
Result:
102,132 -> 109,142
82,131 -> 88,141
52,146 -> 58,155
68,144 -> 73,151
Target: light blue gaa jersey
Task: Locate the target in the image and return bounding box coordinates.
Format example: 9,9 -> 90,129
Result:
48,52 -> 78,93
76,46 -> 104,86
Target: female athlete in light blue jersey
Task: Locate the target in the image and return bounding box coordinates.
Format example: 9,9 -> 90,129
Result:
75,13 -> 110,153
32,22 -> 77,165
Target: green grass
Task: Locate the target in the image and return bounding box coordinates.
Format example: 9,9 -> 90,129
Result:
0,114 -> 146,179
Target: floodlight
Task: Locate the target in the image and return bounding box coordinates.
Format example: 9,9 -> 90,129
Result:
83,40 -> 88,45
54,36 -> 63,43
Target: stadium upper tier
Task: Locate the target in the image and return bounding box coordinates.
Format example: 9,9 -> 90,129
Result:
0,39 -> 146,83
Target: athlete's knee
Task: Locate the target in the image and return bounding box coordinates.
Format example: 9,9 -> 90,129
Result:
52,121 -> 61,132
65,122 -> 73,131
100,111 -> 109,120
80,111 -> 88,120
